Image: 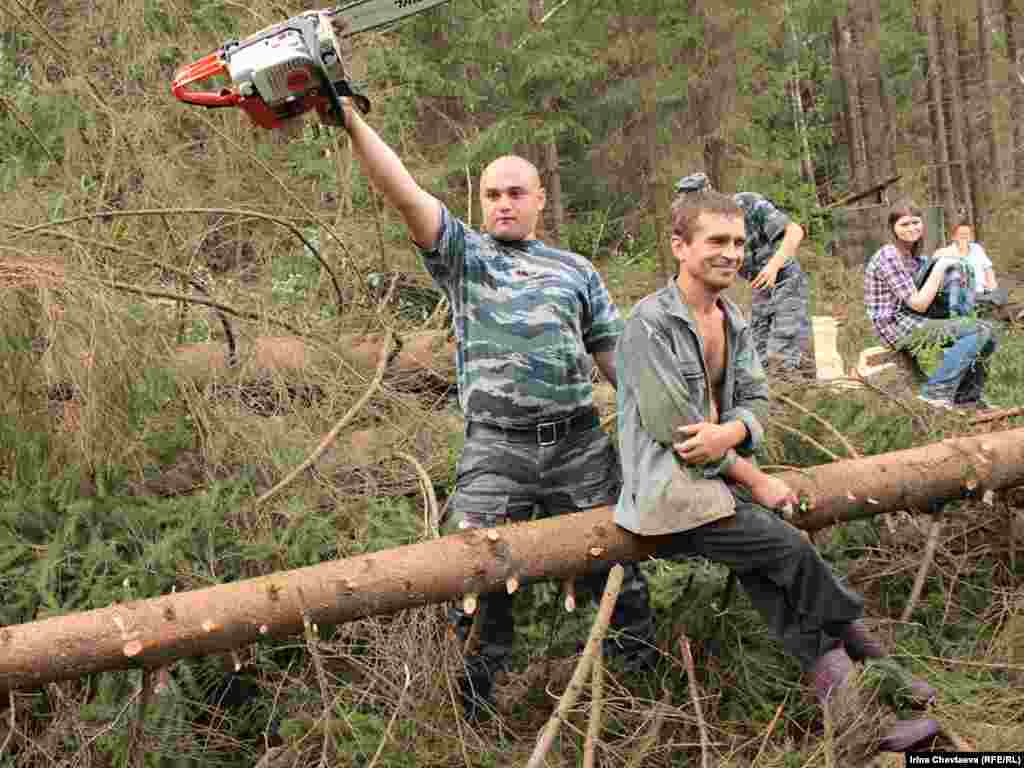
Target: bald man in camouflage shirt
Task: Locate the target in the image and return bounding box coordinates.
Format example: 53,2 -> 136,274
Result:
335,102 -> 655,720
676,174 -> 811,373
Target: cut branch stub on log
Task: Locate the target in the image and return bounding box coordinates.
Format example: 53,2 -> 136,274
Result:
0,428 -> 1022,695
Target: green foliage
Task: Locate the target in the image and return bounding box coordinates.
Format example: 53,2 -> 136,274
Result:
0,42 -> 86,188
186,0 -> 239,38
985,327 -> 1024,408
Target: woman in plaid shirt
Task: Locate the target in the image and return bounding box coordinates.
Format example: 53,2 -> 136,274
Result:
864,200 -> 997,409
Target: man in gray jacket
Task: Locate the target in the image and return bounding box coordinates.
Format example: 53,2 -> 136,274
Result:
614,189 -> 939,752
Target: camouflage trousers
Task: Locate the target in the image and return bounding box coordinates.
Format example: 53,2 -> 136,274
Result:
750,266 -> 811,372
443,417 -> 656,707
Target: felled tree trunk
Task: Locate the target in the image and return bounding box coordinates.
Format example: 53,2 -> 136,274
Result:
1,427 -> 1022,695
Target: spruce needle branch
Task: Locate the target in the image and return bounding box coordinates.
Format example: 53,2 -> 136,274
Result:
775,392 -> 860,459
767,416 -> 841,462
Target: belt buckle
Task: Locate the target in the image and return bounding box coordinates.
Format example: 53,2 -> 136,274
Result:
537,421 -> 559,446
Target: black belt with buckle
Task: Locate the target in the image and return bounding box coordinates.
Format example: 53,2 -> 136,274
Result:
467,408 -> 600,446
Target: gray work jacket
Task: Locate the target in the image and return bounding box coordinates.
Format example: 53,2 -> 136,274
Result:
614,279 -> 769,535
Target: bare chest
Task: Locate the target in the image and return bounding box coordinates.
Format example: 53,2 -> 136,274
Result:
694,317 -> 727,419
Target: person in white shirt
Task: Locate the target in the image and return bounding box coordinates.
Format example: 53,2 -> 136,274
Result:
950,223 -> 996,293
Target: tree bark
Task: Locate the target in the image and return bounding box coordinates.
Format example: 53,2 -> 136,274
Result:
977,0 -> 1001,203
528,0 -> 565,242
922,0 -> 958,220
833,15 -> 869,190
942,4 -> 974,224
866,0 -> 897,179
851,0 -> 884,183
1,428 -> 1023,695
788,72 -> 816,185
957,17 -> 982,233
1003,0 -> 1024,188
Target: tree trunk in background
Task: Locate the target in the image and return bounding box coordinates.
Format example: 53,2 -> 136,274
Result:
790,77 -> 817,185
528,0 -> 564,242
2,427 -> 1023,696
941,5 -> 973,226
695,0 -> 737,193
922,0 -> 958,223
977,0 -> 1001,204
542,137 -> 565,242
851,0 -> 883,183
1004,0 -> 1024,188
957,18 -> 982,234
865,0 -> 897,180
833,15 -> 869,190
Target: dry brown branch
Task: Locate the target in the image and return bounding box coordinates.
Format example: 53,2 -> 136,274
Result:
256,327 -> 394,507
912,655 -> 1024,672
99,280 -> 312,339
526,564 -> 624,768
365,663 -> 411,768
0,692 -> 14,759
767,416 -> 841,462
129,669 -> 154,768
441,642 -> 473,768
1007,496 -> 1017,572
624,687 -> 672,768
752,700 -> 786,766
394,451 -> 440,539
2,207 -> 345,310
679,634 -> 712,768
969,406 -> 1024,424
822,695 -> 835,768
197,115 -> 361,305
296,586 -> 332,768
582,651 -> 604,768
900,513 -> 943,623
775,392 -> 860,459
377,273 -> 400,315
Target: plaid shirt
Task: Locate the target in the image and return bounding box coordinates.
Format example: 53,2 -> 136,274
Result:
864,244 -> 927,347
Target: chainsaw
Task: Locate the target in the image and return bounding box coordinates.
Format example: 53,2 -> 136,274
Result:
171,0 -> 449,130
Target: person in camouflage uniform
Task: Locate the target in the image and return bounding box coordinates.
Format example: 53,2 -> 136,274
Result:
676,173 -> 810,372
334,101 -> 655,721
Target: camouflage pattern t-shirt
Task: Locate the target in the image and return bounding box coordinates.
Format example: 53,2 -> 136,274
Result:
419,205 -> 623,428
733,192 -> 794,281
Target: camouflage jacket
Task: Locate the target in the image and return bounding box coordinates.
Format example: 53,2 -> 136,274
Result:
419,205 -> 623,428
734,192 -> 797,281
615,279 -> 768,535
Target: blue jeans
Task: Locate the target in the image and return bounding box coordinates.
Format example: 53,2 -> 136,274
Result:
913,256 -> 975,318
897,318 -> 996,402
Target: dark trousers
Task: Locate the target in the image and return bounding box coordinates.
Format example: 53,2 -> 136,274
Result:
444,421 -> 656,696
662,500 -> 864,670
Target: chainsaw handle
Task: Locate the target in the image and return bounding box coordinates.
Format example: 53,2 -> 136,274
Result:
171,52 -> 241,108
